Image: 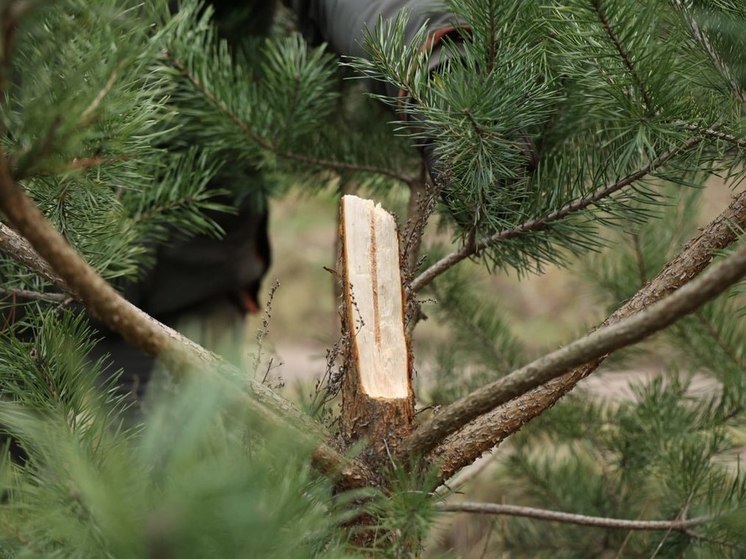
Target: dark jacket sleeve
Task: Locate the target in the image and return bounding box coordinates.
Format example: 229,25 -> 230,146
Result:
301,1 -> 460,55
292,0 -> 465,97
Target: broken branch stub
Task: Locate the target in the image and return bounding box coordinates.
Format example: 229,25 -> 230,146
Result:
339,195 -> 414,454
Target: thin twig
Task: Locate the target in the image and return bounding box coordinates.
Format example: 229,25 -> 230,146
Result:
684,528 -> 746,553
435,502 -> 709,532
674,122 -> 746,150
402,163 -> 432,276
650,494 -> 693,558
65,154 -> 132,172
631,233 -> 648,286
79,68 -> 120,125
411,136 -> 703,293
591,0 -> 655,114
435,453 -> 497,496
694,310 -> 745,371
400,241 -> 746,459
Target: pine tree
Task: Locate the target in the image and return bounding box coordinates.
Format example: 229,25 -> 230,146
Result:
0,0 -> 743,556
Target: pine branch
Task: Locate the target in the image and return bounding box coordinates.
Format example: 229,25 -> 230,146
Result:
165,52 -> 415,188
435,502 -> 710,531
0,8 -> 368,487
400,228 -> 746,460
0,287 -> 69,304
0,151 -> 190,364
675,122 -> 746,150
670,0 -> 745,104
411,136 -> 704,293
693,310 -> 746,371
590,0 -> 655,114
427,188 -> 746,483
0,151 -> 369,487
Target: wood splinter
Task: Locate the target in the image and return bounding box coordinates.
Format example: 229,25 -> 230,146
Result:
339,195 -> 414,454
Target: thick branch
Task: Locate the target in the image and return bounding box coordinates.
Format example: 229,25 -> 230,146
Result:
401,236 -> 746,459
435,502 -> 709,531
411,136 -> 703,292
0,222 -> 62,284
0,156 -> 192,366
429,189 -> 746,482
0,155 -> 370,486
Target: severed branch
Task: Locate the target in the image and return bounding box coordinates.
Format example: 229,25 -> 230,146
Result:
435,502 -> 709,532
339,196 -> 414,453
0,153 -> 372,487
411,136 -> 703,293
400,228 -> 746,459
428,189 -> 746,483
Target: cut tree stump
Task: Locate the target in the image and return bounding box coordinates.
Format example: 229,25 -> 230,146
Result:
339,195 -> 414,454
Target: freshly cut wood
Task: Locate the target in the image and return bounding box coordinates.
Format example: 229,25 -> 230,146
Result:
339,195 -> 414,452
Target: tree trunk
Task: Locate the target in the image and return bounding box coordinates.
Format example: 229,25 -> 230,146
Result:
339,195 -> 415,457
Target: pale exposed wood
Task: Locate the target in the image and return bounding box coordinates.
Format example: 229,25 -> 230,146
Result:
342,195 -> 409,398
340,195 -> 414,450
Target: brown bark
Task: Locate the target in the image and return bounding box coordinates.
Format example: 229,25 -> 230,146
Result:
339,195 -> 415,456
429,189 -> 746,483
